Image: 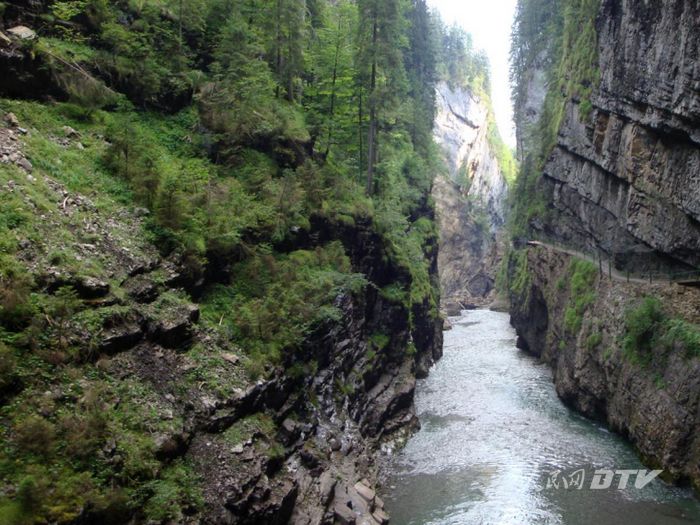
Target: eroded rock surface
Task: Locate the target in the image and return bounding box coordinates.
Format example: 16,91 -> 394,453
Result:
432,82 -> 508,308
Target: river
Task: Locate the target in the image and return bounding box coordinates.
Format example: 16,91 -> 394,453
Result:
383,309 -> 700,525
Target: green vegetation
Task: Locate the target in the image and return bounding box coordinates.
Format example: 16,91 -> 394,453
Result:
622,297 -> 700,365
506,250 -> 531,300
200,243 -> 367,375
563,259 -> 598,334
585,332 -> 603,350
0,366 -> 197,524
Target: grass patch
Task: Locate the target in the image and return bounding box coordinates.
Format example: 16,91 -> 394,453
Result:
621,297 -> 700,364
563,259 -> 598,334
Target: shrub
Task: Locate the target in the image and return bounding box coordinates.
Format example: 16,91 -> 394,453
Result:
585,332 -> 602,350
143,461 -> 203,523
622,297 -> 665,358
0,266 -> 35,331
44,287 -> 82,349
0,344 -> 17,393
661,319 -> 700,358
563,259 -> 597,334
14,415 -> 56,456
621,297 -> 700,363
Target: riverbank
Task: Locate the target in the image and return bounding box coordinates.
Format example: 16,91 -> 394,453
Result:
508,245 -> 700,492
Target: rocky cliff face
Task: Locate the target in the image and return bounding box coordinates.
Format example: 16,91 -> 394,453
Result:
510,0 -> 700,491
178,215 -> 444,525
432,82 -> 508,308
526,0 -> 700,272
509,245 -> 700,489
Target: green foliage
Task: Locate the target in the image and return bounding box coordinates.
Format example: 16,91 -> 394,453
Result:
661,318 -> 700,358
563,259 -> 597,334
622,297 -> 666,364
201,243 -> 367,376
436,23 -> 490,95
0,0 -> 447,521
0,344 -> 17,393
44,287 -> 82,350
142,461 -> 203,522
507,250 -> 531,300
369,333 -> 390,351
620,297 -> 700,363
222,414 -> 277,445
585,332 -> 603,350
487,118 -> 518,186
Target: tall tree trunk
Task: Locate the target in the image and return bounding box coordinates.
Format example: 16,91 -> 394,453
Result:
275,0 -> 283,99
324,18 -> 342,159
358,88 -> 364,179
178,0 -> 183,59
366,16 -> 378,195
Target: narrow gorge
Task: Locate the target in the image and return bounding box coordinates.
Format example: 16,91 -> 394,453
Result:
0,0 -> 699,524
506,0 -> 700,492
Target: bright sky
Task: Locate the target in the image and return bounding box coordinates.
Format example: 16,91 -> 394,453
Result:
428,0 -> 517,147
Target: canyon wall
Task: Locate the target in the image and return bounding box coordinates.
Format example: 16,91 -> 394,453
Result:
524,0 -> 700,272
509,245 -> 700,488
510,0 -> 700,489
432,82 -> 508,309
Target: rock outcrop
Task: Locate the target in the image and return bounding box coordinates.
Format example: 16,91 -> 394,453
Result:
523,0 -> 700,272
509,245 -> 700,489
0,114 -> 442,524
510,0 -> 700,492
432,82 -> 509,308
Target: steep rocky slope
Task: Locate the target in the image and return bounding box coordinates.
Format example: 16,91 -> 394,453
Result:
509,0 -> 700,490
0,110 -> 442,524
0,0 -> 445,520
432,82 -> 509,309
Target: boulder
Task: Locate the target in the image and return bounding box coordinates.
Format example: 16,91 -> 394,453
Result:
99,323 -> 144,355
353,482 -> 375,505
7,26 -> 37,40
4,112 -> 19,127
319,471 -> 336,506
443,301 -> 463,316
147,303 -> 199,349
154,432 -> 189,460
372,509 -> 390,524
75,276 -> 110,299
334,503 -> 356,525
124,275 -> 159,304
62,126 -> 80,139
16,157 -> 32,173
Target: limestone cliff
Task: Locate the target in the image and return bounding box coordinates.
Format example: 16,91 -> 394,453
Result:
519,0 -> 700,272
432,82 -> 509,309
509,245 -> 700,488
509,0 -> 700,490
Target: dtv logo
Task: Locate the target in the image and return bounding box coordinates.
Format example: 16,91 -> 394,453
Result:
546,468 -> 663,490
590,469 -> 663,490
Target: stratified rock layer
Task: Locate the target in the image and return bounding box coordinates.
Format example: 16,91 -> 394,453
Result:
531,0 -> 700,271
509,245 -> 700,489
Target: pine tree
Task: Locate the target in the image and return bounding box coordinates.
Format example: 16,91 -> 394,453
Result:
356,0 -> 407,195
